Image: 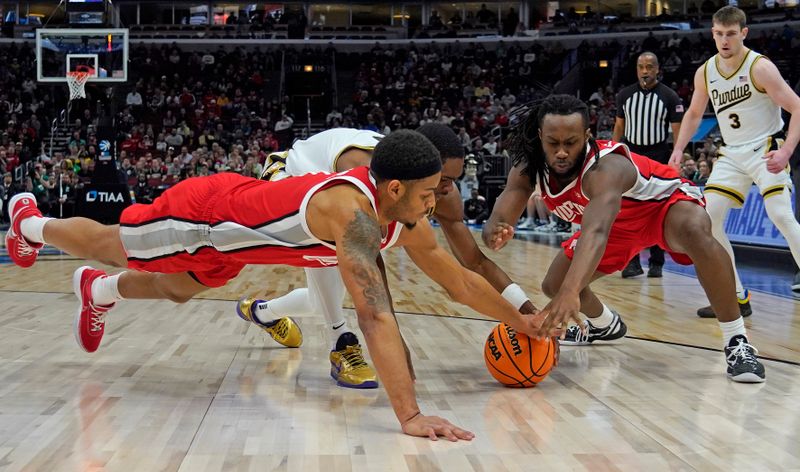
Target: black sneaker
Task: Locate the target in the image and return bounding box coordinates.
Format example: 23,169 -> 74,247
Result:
792,272 -> 800,294
647,264 -> 663,278
555,222 -> 572,233
561,311 -> 627,346
697,290 -> 752,318
621,259 -> 644,278
724,334 -> 766,383
335,331 -> 360,351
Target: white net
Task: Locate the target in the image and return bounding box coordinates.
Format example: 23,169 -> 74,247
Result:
66,71 -> 91,101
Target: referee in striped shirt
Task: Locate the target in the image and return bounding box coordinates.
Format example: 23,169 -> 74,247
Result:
613,51 -> 684,278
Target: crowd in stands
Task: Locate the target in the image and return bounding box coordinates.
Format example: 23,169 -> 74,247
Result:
421,4 -> 523,38
331,40 -> 567,157
1,19 -> 798,223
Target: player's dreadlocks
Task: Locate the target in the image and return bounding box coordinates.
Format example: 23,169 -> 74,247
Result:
505,94 -> 600,186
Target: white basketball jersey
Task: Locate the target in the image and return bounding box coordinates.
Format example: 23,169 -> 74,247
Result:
271,127 -> 403,249
705,50 -> 783,146
284,128 -> 383,176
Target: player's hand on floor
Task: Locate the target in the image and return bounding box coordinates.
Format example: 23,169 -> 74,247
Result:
763,148 -> 791,174
536,292 -> 582,338
483,222 -> 515,251
401,413 -> 475,442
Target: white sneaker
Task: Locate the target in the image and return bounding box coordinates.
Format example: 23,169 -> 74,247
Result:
518,218 -> 534,229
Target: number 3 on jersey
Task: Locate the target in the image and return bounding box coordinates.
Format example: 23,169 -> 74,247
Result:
729,113 -> 741,129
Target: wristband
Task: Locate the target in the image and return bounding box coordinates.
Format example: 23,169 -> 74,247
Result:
501,283 -> 530,310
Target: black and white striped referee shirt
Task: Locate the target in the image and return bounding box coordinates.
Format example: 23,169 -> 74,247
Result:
615,82 -> 683,146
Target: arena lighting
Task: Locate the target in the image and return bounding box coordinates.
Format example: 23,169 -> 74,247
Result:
303,65 -> 313,72
599,60 -> 609,68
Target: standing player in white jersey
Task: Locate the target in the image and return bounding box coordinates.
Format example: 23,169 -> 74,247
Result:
237,125 -> 539,388
669,6 -> 800,318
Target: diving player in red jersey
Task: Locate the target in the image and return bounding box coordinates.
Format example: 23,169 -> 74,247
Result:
482,94 -> 765,383
6,130 -> 542,441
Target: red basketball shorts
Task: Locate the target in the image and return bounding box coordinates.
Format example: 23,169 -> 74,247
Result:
562,190 -> 705,274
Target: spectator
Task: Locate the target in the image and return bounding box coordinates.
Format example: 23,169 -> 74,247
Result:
1,172 -> 15,223
274,114 -> 294,148
452,127 -> 468,149
503,8 -> 519,36
500,89 -> 516,109
165,128 -> 184,148
476,4 -> 495,24
668,33 -> 682,50
120,157 -> 136,180
57,173 -> 80,218
126,88 -> 143,108
681,158 -> 700,182
482,135 -> 498,155
133,173 -> 155,204
589,87 -> 606,107
464,188 -> 489,222
429,10 -> 444,29
326,108 -> 342,126
696,159 -> 711,186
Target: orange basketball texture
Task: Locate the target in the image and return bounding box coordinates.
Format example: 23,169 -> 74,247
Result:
484,323 -> 558,387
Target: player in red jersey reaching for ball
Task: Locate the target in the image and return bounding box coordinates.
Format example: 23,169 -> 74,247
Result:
6,130 -> 543,440
482,94 -> 765,383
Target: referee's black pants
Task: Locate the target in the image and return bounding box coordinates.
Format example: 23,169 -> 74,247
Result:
624,142 -> 672,268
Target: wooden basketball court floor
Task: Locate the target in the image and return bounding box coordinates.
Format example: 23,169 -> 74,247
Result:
1,229 -> 799,472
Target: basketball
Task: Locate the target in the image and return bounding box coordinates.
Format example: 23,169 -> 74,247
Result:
484,323 -> 558,387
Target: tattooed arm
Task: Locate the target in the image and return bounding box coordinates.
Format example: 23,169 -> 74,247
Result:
375,254 -> 416,381
316,188 -> 472,441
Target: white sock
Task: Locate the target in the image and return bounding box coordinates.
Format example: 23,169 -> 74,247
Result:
260,288 -> 313,316
305,266 -> 349,349
90,274 -> 124,306
251,300 -> 276,325
719,317 -> 746,347
587,304 -> 615,328
19,216 -> 54,244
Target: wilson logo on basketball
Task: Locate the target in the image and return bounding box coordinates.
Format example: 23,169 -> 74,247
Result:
504,324 -> 523,356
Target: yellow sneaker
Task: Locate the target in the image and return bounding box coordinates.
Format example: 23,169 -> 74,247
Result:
236,298 -> 303,348
330,333 -> 378,389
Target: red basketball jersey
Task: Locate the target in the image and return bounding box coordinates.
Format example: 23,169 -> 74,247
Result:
120,166 -> 403,270
540,140 -> 702,224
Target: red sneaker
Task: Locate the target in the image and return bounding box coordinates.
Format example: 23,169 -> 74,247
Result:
72,266 -> 115,353
5,193 -> 44,268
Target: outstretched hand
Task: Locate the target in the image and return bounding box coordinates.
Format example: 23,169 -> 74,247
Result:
484,222 -> 515,251
535,291 -> 583,338
401,413 -> 475,442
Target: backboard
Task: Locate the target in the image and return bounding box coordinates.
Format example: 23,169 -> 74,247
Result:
36,28 -> 128,83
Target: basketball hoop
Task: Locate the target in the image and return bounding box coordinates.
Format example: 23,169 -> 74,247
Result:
66,70 -> 92,101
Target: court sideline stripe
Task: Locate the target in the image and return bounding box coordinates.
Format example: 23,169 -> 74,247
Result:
387,309 -> 800,367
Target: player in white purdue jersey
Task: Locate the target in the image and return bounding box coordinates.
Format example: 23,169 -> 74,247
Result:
239,126 -> 539,389
669,6 -> 800,318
